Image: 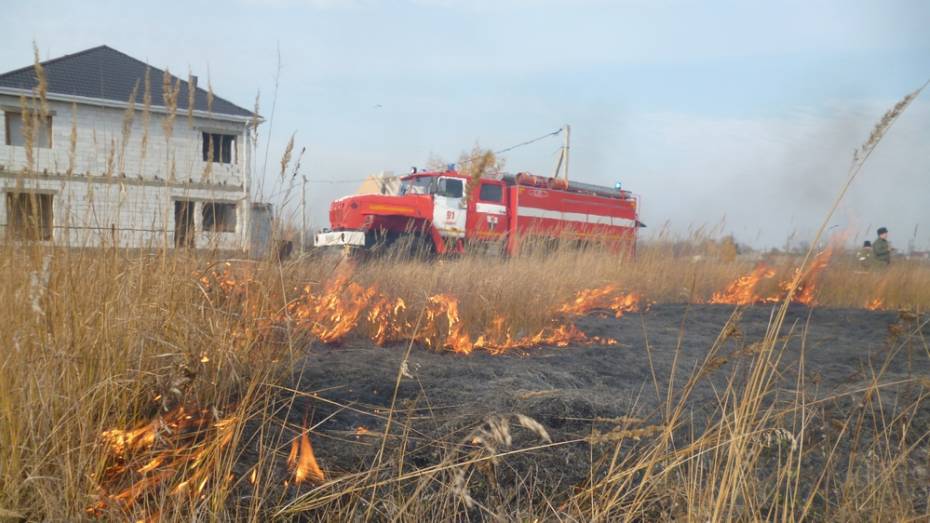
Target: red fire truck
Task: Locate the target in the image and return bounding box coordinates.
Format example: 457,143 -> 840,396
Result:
314,170 -> 641,256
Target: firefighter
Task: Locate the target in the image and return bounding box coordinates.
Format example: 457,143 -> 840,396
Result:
856,240 -> 873,268
872,227 -> 891,265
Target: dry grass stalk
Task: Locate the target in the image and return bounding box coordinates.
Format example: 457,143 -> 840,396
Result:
32,42 -> 49,121
140,67 -> 152,169
854,84 -> 925,163
514,414 -> 552,443
250,91 -> 260,136
161,69 -> 180,179
105,137 -> 116,177
18,95 -> 35,174
67,102 -> 77,177
587,424 -> 665,444
449,413 -> 553,509
592,416 -> 645,425
207,77 -> 214,114
118,80 -> 139,176
279,133 -> 295,180
186,68 -> 195,125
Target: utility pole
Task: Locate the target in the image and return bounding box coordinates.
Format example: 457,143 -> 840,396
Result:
910,223 -> 919,256
553,124 -> 571,180
300,174 -> 307,254
562,123 -> 570,182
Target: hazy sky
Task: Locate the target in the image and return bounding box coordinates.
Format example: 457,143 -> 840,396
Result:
4,0 -> 929,248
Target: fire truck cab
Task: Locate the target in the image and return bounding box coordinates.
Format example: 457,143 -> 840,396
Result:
314,170 -> 639,256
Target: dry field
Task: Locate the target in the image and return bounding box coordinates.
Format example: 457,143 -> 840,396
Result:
1,243 -> 929,521
2,47 -> 929,522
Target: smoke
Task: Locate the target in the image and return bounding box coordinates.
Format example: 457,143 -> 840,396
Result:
605,98 -> 930,249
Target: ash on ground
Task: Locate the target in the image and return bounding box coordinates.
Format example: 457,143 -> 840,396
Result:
247,304 -> 930,517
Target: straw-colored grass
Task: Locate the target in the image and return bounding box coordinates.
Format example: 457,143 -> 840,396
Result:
1,243 -> 927,520
2,45 -> 928,521
0,248 -> 292,519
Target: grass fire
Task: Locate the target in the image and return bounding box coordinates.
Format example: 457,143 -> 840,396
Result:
5,239 -> 929,520
2,13 -> 930,522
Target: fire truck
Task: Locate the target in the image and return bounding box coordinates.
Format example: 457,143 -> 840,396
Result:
313,170 -> 640,256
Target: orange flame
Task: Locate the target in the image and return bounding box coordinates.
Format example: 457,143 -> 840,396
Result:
270,273 -> 640,353
709,247 -> 836,307
367,296 -> 408,345
290,276 -> 379,343
709,265 -> 776,305
558,285 -> 641,318
866,298 -> 883,310
608,292 -> 642,318
90,407 -> 238,517
288,425 -> 325,485
423,294 -> 474,353
558,285 -> 618,316
785,246 -> 834,306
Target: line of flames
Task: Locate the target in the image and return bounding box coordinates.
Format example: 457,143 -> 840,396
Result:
94,247 -> 893,517
708,246 -> 887,309
708,247 -> 842,307
89,273 -> 641,517
283,275 -> 640,354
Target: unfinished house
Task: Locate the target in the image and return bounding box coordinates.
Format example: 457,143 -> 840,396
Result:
0,45 -> 261,251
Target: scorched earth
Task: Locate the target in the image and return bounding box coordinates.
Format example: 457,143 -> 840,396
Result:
243,303 -> 930,516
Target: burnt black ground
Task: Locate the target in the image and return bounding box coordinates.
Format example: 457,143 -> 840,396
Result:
246,304 -> 930,516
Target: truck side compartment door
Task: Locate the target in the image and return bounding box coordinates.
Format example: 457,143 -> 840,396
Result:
470,181 -> 508,241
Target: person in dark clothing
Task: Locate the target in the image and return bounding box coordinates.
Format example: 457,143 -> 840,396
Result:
872,227 -> 891,265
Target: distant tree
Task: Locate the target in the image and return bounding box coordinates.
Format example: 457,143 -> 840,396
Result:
457,144 -> 503,200
719,235 -> 737,262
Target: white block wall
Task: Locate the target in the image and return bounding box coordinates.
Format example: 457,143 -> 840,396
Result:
0,95 -> 253,250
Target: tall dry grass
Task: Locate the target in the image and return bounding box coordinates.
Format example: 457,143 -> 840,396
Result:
2,45 -> 929,521
345,241 -> 930,323
0,247 -> 297,519
3,242 -> 928,520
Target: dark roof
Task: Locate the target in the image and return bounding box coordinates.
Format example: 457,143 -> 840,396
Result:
0,45 -> 254,118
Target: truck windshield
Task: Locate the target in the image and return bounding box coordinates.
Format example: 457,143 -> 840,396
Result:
399,177 -> 435,195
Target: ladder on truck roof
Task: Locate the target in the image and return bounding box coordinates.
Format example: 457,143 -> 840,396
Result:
500,173 -> 632,200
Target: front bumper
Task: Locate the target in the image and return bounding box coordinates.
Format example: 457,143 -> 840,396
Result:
314,230 -> 367,247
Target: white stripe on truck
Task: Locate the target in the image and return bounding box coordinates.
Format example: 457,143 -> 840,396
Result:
517,207 -> 636,228
475,202 -> 507,215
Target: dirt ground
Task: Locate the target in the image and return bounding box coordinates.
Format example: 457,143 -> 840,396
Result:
249,304 -> 930,516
